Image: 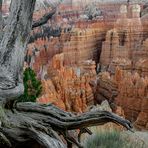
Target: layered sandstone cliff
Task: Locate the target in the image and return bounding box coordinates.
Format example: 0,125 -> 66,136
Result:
100,4 -> 145,73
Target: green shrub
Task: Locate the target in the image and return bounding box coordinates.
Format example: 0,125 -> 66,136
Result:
19,67 -> 42,102
85,130 -> 145,148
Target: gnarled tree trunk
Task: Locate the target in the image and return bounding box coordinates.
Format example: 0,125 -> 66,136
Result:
0,0 -> 133,148
0,0 -> 36,92
0,0 -> 3,40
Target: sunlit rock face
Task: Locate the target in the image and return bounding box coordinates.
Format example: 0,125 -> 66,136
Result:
134,54 -> 148,78
95,67 -> 148,130
95,71 -> 118,106
37,53 -> 96,113
141,3 -> 148,40
27,0 -> 127,70
97,1 -> 148,129
24,0 -> 148,129
26,37 -> 62,76
100,4 -> 144,72
115,71 -> 148,130
62,27 -> 105,65
27,25 -> 101,113
27,22 -> 108,72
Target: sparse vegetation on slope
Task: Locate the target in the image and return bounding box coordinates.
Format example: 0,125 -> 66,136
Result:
85,130 -> 145,148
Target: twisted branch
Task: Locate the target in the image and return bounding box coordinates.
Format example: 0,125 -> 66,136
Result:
0,102 -> 133,148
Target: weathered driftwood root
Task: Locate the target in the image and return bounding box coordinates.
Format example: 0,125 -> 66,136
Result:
0,102 -> 133,148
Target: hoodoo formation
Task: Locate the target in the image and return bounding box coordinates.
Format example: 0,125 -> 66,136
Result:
1,1 -> 147,147
22,0 -> 148,130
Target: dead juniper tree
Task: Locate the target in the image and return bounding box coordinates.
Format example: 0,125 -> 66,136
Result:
0,0 -> 2,40
0,0 -> 132,148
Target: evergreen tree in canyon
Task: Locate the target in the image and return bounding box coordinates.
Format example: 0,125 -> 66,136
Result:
19,68 -> 42,102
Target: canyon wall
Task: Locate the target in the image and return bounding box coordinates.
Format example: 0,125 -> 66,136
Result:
37,53 -> 96,113
25,1 -> 148,130
27,20 -> 110,75
100,4 -> 143,70
97,3 -> 148,130
95,68 -> 148,130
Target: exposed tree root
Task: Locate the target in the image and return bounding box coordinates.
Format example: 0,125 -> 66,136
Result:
0,102 -> 133,148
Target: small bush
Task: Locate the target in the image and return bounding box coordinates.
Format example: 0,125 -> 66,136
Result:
19,68 -> 42,102
85,130 -> 145,148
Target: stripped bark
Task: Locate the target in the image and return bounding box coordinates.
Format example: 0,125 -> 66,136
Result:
0,0 -> 2,40
0,0 -> 2,26
0,0 -> 36,99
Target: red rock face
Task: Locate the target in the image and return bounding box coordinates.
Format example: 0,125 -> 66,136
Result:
27,37 -> 62,74
37,54 -> 96,113
96,68 -> 148,130
24,2 -> 148,130
118,71 -> 148,130
99,4 -> 148,76
141,11 -> 148,40
37,79 -> 66,111
62,27 -> 103,65
27,21 -> 106,114
97,5 -> 148,130
27,21 -> 111,77
135,99 -> 148,130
